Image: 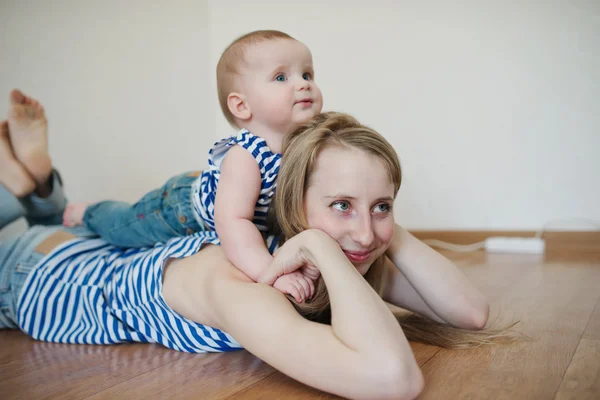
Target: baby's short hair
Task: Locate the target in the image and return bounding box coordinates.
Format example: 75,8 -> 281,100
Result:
217,30 -> 296,127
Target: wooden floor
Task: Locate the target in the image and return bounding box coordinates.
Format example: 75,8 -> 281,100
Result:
1,249 -> 599,399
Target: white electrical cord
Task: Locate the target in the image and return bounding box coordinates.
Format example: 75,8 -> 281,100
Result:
422,217 -> 600,253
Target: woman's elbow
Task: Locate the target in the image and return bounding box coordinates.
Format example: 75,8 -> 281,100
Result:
387,364 -> 424,400
461,297 -> 489,330
372,359 -> 424,400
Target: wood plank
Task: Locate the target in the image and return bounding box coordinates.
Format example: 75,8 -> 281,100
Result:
583,299 -> 600,340
417,258 -> 600,399
228,372 -> 341,400
0,341 -> 197,399
410,230 -> 600,253
554,338 -> 600,400
410,342 -> 441,367
0,331 -> 46,382
86,350 -> 276,400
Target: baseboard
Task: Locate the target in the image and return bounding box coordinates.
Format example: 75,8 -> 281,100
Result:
409,230 -> 600,252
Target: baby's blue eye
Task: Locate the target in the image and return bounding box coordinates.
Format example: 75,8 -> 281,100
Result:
302,73 -> 311,80
275,74 -> 286,82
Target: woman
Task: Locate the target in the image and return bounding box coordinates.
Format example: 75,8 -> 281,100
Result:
1,90 -> 497,400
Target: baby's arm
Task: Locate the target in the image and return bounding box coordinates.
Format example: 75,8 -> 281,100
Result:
215,146 -> 273,281
215,146 -> 316,302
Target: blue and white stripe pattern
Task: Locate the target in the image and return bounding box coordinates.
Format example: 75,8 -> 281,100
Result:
17,233 -> 244,353
193,130 -> 281,232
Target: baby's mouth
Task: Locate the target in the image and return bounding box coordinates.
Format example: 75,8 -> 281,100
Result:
295,99 -> 313,106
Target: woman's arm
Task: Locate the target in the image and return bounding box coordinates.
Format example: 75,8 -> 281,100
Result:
383,224 -> 489,329
169,231 -> 423,400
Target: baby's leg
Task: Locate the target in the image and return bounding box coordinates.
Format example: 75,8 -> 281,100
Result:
75,186 -> 180,248
77,173 -> 204,248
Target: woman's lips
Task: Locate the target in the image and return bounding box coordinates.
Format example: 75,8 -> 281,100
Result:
343,250 -> 371,263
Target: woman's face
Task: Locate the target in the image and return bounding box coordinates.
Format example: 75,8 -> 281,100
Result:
304,145 -> 396,275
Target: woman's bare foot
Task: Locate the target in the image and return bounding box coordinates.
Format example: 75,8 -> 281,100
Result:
0,120 -> 36,197
8,89 -> 52,186
63,202 -> 91,227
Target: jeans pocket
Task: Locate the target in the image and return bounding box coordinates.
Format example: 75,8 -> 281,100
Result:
13,253 -> 42,294
16,255 -> 39,274
0,253 -> 41,329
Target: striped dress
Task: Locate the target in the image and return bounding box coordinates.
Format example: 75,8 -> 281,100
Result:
17,232 -> 274,353
191,130 -> 281,233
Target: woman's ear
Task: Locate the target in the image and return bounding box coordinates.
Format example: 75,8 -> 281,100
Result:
227,93 -> 251,121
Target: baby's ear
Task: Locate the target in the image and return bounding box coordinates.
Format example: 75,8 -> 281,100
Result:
227,93 -> 251,121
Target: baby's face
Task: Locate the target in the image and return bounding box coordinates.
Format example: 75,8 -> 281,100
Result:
239,39 -> 323,135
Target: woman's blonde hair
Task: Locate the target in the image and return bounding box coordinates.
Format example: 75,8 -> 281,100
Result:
270,112 -> 518,349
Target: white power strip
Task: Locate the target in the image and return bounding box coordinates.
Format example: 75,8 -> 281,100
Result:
484,237 -> 546,254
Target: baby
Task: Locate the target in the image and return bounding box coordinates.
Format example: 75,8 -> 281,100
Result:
64,30 -> 323,302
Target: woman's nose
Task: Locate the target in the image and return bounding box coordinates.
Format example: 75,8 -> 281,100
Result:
350,215 -> 375,248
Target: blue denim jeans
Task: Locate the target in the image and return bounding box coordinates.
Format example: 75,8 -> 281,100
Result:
83,172 -> 206,248
0,171 -> 93,329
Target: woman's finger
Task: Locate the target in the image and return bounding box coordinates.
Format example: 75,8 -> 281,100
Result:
301,264 -> 320,280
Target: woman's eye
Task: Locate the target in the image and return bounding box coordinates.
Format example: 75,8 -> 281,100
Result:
332,201 -> 350,212
302,72 -> 311,80
374,203 -> 391,213
275,74 -> 286,82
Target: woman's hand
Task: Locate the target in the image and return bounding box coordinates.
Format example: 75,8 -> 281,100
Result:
257,230 -> 326,288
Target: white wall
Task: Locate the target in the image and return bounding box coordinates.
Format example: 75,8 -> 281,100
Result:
1,1 -> 598,236
0,0 -> 214,238
0,0 -> 214,196
209,0 -> 600,230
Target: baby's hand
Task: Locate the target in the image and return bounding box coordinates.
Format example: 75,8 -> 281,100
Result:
273,271 -> 315,303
